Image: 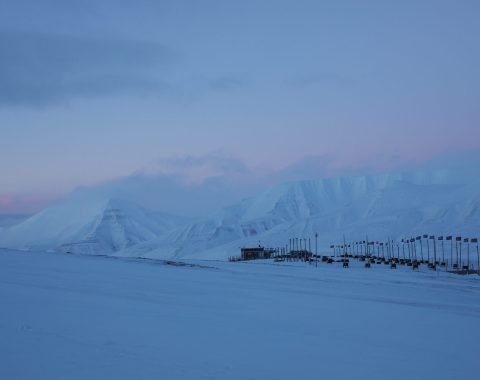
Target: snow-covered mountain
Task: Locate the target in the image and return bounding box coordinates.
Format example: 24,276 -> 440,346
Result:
118,172 -> 480,260
0,197 -> 186,254
2,171 -> 479,260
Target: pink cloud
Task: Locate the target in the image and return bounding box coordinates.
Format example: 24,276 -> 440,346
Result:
0,197 -> 14,206
0,194 -> 59,214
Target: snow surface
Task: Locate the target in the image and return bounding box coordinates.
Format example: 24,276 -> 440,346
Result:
1,248 -> 479,380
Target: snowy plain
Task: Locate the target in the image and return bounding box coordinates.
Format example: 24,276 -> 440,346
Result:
1,248 -> 479,380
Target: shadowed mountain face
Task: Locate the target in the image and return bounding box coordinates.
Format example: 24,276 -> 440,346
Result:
1,171 -> 479,259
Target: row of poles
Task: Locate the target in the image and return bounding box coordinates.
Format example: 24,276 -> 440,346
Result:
238,233 -> 479,275
329,235 -> 479,273
266,234 -> 321,266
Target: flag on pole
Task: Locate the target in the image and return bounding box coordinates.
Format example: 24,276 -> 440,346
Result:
446,236 -> 452,240
438,236 -> 444,240
471,238 -> 478,243
456,236 -> 462,241
423,234 -> 428,238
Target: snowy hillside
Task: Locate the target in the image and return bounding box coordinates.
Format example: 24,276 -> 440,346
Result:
2,171 -> 479,259
0,197 -> 185,253
120,172 -> 480,260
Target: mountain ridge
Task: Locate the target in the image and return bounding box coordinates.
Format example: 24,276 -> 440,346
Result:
1,170 -> 479,259
118,173 -> 480,260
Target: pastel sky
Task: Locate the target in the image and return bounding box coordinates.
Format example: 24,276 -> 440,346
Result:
1,0 -> 479,214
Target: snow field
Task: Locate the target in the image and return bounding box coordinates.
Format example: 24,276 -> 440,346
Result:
1,249 -> 479,380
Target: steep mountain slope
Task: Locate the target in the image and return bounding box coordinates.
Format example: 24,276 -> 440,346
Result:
119,173 -> 480,260
0,197 -> 184,253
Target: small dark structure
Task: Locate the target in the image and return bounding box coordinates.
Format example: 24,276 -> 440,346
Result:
240,246 -> 274,260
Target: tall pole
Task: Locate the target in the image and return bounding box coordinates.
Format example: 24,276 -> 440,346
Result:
308,238 -> 311,264
447,236 -> 453,269
432,236 -> 437,269
304,238 -> 307,261
419,236 -> 423,261
455,237 -> 460,268
294,238 -> 297,261
426,235 -> 430,263
473,238 -> 480,275
315,233 -> 318,267
303,238 -> 306,261
459,239 -> 463,268
466,238 -> 470,272
439,236 -> 445,265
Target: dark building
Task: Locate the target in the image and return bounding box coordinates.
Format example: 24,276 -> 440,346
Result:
240,247 -> 274,260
